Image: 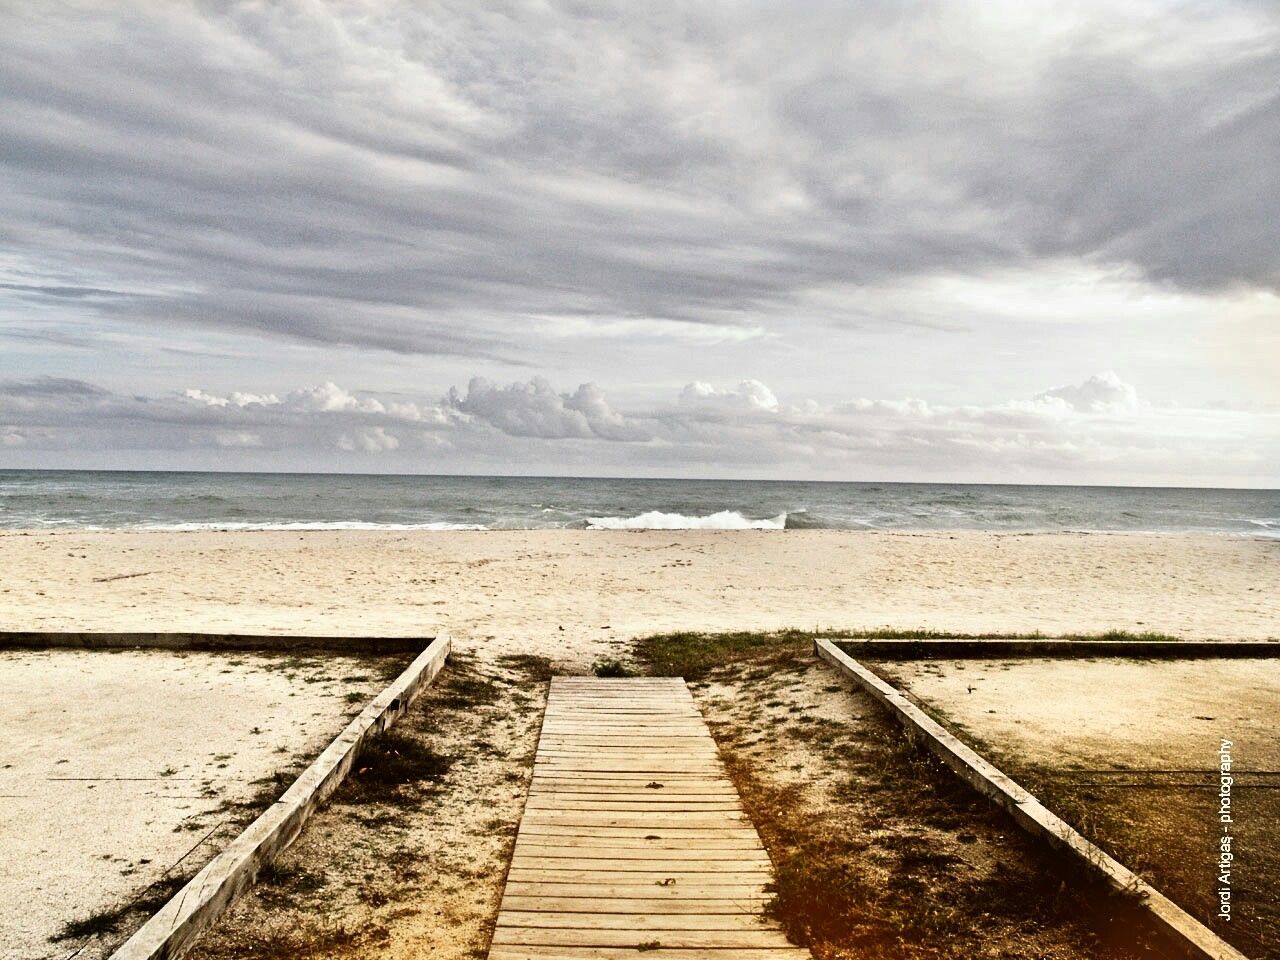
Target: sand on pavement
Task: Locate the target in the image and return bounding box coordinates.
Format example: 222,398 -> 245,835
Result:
0,648 -> 397,960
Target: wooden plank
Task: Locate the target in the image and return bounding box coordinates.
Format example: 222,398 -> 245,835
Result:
502,882 -> 772,899
490,929 -> 797,948
512,849 -> 762,865
506,872 -> 772,887
496,912 -> 772,930
514,827 -> 760,840
533,761 -> 723,771
490,677 -> 807,959
508,860 -> 772,874
490,948 -> 806,960
496,897 -> 771,915
522,801 -> 743,812
524,790 -> 742,799
529,777 -> 732,788
518,813 -> 750,827
513,837 -> 764,851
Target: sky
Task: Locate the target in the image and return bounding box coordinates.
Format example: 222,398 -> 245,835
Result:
0,0 -> 1276,485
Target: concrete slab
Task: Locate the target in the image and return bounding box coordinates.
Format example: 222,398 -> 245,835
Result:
875,656 -> 1280,958
875,657 -> 1280,771
0,648 -> 397,960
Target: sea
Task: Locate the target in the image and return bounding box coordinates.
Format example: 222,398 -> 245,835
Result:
0,470 -> 1275,536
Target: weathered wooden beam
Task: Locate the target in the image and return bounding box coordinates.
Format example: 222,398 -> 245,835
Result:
832,637 -> 1278,660
0,630 -> 426,653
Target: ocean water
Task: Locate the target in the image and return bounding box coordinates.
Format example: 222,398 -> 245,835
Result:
0,470 -> 1275,535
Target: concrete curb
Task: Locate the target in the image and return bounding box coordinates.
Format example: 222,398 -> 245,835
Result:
833,638 -> 1279,660
0,631 -> 424,653
107,631 -> 451,960
815,638 -> 1249,960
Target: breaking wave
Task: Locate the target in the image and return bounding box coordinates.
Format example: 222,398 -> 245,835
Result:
586,510 -> 787,530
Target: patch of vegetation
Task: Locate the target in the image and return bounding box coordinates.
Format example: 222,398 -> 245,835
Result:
55,906 -> 125,941
255,863 -> 329,908
634,627 -> 1188,681
592,657 -> 638,677
344,731 -> 454,803
497,653 -> 556,682
633,629 -> 809,680
53,873 -> 191,943
430,657 -> 503,710
197,919 -> 390,959
1061,629 -> 1182,642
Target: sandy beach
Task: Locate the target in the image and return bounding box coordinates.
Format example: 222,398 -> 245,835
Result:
4,528 -> 1275,959
1,530 -> 1275,662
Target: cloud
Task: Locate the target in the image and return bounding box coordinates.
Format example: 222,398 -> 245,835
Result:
338,427 -> 400,453
678,380 -> 780,415
0,1 -> 1276,365
446,377 -> 649,441
185,388 -> 280,409
1,371 -> 1274,485
214,431 -> 263,449
1035,371 -> 1143,414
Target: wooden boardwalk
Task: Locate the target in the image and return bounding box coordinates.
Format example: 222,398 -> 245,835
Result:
489,676 -> 809,960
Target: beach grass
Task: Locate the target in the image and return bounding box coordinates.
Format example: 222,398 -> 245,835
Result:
632,627 -> 1184,680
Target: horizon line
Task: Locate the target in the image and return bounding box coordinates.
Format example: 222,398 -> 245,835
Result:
0,466 -> 1275,493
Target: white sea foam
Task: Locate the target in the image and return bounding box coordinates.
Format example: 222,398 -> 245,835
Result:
586,510 -> 787,530
131,520 -> 486,531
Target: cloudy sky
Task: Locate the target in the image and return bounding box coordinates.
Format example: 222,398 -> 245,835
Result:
1,1 -> 1276,485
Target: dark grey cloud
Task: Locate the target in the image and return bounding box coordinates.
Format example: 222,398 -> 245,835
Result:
1,1 -> 1276,362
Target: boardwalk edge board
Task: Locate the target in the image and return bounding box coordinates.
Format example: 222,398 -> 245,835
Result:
814,638 -> 1249,960
107,631 -> 452,960
0,630 -> 429,653
833,637 -> 1279,660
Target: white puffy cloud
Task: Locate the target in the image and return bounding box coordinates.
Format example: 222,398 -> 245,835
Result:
678,380 -> 780,415
0,372 -> 1274,485
337,427 -> 400,452
1035,371 -> 1143,414
185,388 -> 280,408
446,377 -> 649,441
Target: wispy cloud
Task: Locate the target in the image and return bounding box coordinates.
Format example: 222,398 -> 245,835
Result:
1,2 -> 1277,361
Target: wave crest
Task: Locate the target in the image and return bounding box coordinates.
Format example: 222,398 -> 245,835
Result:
133,520 -> 486,531
586,510 -> 787,530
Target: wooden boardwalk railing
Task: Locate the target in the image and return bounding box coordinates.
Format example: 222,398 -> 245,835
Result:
488,676 -> 809,960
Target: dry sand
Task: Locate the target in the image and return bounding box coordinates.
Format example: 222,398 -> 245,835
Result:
1,531 -> 1275,665
2,528 -> 1275,958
